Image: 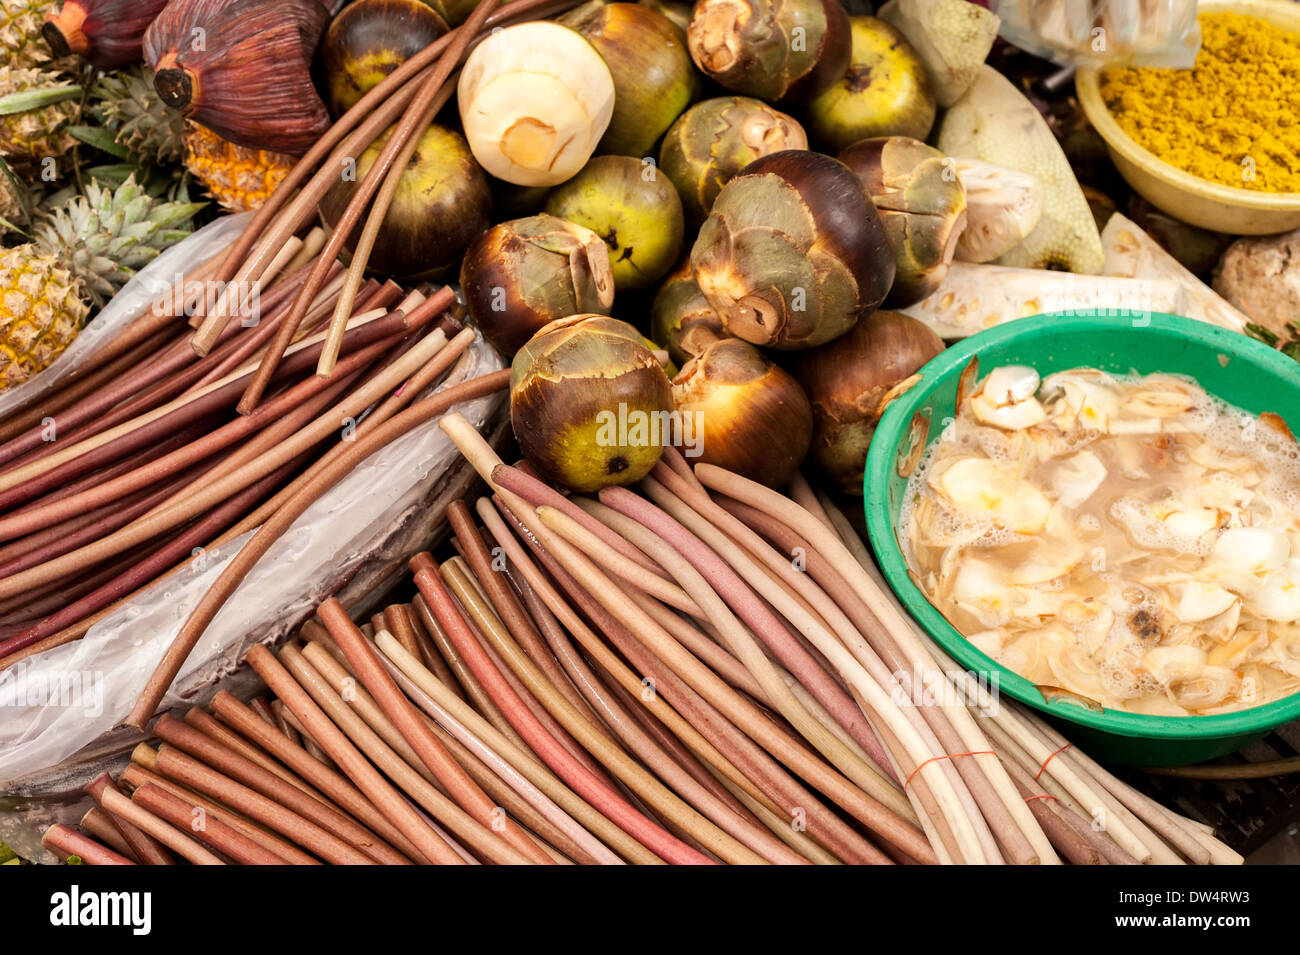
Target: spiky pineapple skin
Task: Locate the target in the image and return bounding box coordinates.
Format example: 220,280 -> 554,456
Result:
0,245 -> 87,389
0,65 -> 77,173
0,0 -> 58,71
185,123 -> 293,213
0,167 -> 20,226
93,71 -> 292,212
0,176 -> 203,389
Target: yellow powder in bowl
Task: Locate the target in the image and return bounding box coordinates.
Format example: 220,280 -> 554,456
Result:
1099,12 -> 1300,193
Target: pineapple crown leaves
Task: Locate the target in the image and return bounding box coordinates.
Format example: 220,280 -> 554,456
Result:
90,66 -> 187,166
34,175 -> 205,306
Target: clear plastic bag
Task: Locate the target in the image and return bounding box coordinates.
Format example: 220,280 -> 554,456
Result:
995,0 -> 1201,68
0,337 -> 505,785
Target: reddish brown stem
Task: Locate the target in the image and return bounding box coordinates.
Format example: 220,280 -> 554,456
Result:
210,691 -> 428,863
121,757 -> 320,865
154,712 -> 410,865
244,644 -> 465,865
0,456 -> 302,659
318,597 -> 554,865
126,367 -> 507,730
132,783 -> 286,865
152,741 -> 375,865
42,824 -> 135,865
83,774 -> 177,866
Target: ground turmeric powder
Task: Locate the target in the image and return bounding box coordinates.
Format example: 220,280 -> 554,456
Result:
1099,12 -> 1300,193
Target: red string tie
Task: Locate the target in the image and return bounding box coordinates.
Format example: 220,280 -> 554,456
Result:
903,750 -> 996,791
1035,743 -> 1073,781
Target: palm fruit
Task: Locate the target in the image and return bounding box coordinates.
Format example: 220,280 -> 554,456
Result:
42,0 -> 171,69
0,65 -> 78,174
93,68 -> 294,212
1,0 -> 59,70
839,136 -> 967,307
0,176 -> 202,389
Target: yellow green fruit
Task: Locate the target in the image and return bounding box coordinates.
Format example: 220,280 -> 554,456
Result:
318,0 -> 449,117
544,155 -> 684,292
805,16 -> 935,152
510,315 -> 674,493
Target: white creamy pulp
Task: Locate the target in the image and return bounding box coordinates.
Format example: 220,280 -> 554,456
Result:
902,365 -> 1300,715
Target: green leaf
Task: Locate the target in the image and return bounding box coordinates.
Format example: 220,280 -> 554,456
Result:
68,124 -> 132,160
1245,323 -> 1280,347
0,84 -> 82,115
0,842 -> 15,864
65,854 -> 85,865
80,163 -> 136,190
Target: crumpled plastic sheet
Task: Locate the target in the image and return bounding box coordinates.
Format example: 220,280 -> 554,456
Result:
0,336 -> 504,785
0,212 -> 253,420
995,0 -> 1200,68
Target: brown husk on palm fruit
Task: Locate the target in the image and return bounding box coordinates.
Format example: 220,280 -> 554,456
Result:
805,16 -> 935,153
650,261 -> 725,366
461,213 -> 615,358
839,136 -> 966,307
793,308 -> 943,494
544,155 -> 684,292
43,0 -> 169,68
318,0 -> 448,118
659,95 -> 807,226
320,122 -> 489,279
690,149 -> 894,350
687,0 -> 850,103
559,1 -> 698,160
511,315 -> 674,493
672,336 -> 811,487
144,0 -> 331,154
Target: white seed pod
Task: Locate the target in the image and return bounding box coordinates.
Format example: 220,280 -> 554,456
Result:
969,364 -> 1045,431
457,22 -> 615,186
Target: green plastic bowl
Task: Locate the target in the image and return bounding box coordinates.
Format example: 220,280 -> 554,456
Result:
864,311 -> 1300,766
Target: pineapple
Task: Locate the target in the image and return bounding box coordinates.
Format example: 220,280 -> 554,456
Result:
0,0 -> 58,71
184,124 -> 294,213
0,65 -> 78,175
92,66 -> 186,165
94,67 -> 294,213
0,176 -> 203,389
0,162 -> 22,229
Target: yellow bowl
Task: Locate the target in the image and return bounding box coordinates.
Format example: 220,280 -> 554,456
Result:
1076,0 -> 1300,235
